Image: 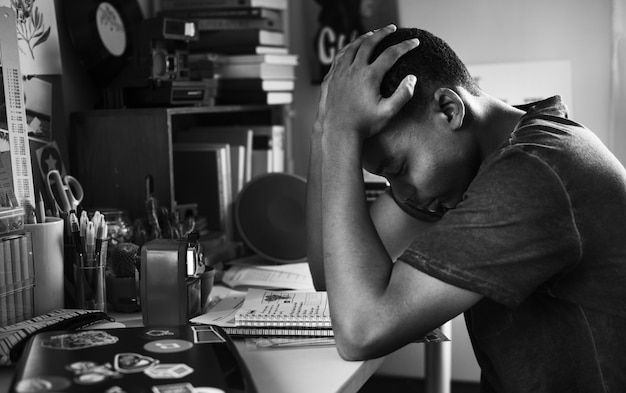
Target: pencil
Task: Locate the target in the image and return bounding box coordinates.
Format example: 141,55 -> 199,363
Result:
3,238 -> 15,324
0,241 -> 7,326
20,234 -> 33,320
10,236 -> 24,322
36,192 -> 45,224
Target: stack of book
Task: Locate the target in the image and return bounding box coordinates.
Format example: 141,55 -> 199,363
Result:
194,287 -> 334,338
229,288 -> 333,337
159,0 -> 296,106
176,123 -> 285,183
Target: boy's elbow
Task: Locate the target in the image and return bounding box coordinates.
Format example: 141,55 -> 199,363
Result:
332,318 -> 385,361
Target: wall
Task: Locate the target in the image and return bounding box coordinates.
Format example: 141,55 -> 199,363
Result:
289,0 -> 613,382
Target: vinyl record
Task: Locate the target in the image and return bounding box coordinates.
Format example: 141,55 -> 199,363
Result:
235,173 -> 307,264
64,0 -> 143,86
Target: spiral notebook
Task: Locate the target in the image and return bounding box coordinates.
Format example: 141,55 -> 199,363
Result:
9,325 -> 257,393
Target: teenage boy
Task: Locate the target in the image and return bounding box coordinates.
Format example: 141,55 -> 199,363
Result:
306,25 -> 626,392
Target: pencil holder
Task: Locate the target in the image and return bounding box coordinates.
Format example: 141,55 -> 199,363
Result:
73,241 -> 108,312
24,217 -> 64,316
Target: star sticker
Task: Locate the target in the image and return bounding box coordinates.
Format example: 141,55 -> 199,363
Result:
44,153 -> 57,172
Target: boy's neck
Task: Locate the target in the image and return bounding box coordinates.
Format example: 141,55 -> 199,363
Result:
463,91 -> 526,160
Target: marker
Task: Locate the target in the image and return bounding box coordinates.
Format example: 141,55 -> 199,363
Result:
86,221 -> 95,261
95,220 -> 107,265
69,211 -> 84,259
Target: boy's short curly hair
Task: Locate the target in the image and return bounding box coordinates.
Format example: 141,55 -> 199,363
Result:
371,28 -> 480,117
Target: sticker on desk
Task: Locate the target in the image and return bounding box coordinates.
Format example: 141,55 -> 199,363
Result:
41,330 -> 119,350
114,352 -> 159,374
105,386 -> 128,393
67,361 -> 120,385
194,388 -> 226,393
151,382 -> 195,393
14,376 -> 71,392
192,325 -> 227,344
141,328 -> 177,340
144,339 -> 193,354
144,363 -> 194,379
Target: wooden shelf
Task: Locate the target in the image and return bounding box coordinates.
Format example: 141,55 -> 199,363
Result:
70,105 -> 290,222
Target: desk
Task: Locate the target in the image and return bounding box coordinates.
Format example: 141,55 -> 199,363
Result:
0,313 -> 384,393
112,312 -> 386,393
0,287 -> 450,393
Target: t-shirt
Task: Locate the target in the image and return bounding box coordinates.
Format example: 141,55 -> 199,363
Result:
395,96 -> 626,392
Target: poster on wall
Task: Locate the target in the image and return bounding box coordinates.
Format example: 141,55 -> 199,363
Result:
467,60 -> 574,115
304,0 -> 399,83
1,0 -> 62,76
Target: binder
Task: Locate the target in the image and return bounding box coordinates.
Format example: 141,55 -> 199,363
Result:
9,325 -> 257,392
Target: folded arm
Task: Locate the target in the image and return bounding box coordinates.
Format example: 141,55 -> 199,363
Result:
306,26 -> 482,360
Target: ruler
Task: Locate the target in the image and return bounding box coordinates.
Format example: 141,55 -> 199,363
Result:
0,6 -> 36,222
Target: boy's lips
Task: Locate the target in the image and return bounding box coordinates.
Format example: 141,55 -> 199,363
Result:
399,199 -> 446,220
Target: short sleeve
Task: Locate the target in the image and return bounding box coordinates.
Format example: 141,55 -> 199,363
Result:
397,149 -> 582,308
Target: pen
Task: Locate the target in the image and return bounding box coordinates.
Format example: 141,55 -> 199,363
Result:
80,210 -> 89,237
92,211 -> 102,232
83,220 -> 96,309
69,211 -> 84,260
95,220 -> 107,265
86,221 -> 95,262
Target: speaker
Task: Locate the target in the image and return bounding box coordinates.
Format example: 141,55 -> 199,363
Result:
235,173 -> 307,264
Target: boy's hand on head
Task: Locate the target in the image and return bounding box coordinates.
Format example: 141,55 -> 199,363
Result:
315,24 -> 419,139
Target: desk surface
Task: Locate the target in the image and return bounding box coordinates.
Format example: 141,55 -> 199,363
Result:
0,314 -> 384,393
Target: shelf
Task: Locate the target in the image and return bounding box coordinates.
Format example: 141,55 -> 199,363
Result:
69,105 -> 291,222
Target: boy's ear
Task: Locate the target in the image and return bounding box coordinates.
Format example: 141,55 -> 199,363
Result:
434,88 -> 465,130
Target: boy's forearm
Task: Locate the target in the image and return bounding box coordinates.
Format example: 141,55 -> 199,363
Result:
306,128 -> 327,290
320,130 -> 393,315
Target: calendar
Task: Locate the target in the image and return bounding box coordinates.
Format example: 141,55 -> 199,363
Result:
0,6 -> 36,220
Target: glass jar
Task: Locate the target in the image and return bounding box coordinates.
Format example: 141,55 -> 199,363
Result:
98,209 -> 133,246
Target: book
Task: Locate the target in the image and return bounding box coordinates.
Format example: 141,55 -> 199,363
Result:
215,53 -> 298,65
229,144 -> 246,196
217,91 -> 293,105
8,325 -> 258,392
173,143 -> 234,240
218,78 -> 295,92
160,0 -> 288,11
212,45 -> 289,55
195,17 -> 282,31
249,125 -> 285,174
251,134 -> 273,178
176,125 -> 254,184
191,29 -> 286,51
191,287 -> 333,337
224,325 -> 334,337
216,63 -> 295,79
235,288 -> 332,329
160,6 -> 282,20
160,7 -> 283,31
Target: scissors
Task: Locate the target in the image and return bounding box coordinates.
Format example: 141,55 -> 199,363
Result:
46,169 -> 84,213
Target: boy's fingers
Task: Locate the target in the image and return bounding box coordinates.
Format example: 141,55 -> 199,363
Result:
336,24 -> 397,67
370,38 -> 420,81
354,24 -> 398,65
381,74 -> 417,118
